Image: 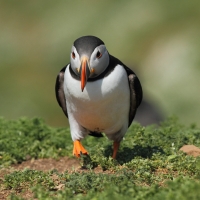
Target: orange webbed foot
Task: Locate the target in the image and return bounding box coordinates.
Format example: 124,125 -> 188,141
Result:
73,140 -> 88,157
112,141 -> 120,159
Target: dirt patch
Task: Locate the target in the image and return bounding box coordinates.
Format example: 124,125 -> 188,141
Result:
11,156 -> 107,174
11,156 -> 113,174
180,145 -> 200,157
12,156 -> 80,173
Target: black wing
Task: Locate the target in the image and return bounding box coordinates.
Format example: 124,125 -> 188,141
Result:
55,65 -> 68,117
127,73 -> 143,126
109,55 -> 143,127
122,65 -> 143,107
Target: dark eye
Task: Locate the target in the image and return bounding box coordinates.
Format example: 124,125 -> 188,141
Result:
96,51 -> 102,58
72,52 -> 76,59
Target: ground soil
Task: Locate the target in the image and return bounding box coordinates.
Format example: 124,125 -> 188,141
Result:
0,145 -> 200,199
179,145 -> 200,157
13,157 -> 80,173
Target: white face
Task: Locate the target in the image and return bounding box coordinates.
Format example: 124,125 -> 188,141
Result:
70,44 -> 109,78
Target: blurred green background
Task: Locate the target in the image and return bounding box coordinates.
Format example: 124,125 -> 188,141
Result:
1,0 -> 200,127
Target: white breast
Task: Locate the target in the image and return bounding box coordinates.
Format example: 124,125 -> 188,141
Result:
64,64 -> 130,139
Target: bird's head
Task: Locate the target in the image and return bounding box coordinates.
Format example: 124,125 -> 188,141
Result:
70,36 -> 109,92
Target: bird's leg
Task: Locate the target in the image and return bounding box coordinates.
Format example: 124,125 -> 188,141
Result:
112,141 -> 120,159
73,140 -> 88,157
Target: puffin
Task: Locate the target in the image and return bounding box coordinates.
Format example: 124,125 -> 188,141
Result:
55,36 -> 142,159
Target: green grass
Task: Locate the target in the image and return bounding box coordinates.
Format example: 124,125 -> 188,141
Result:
0,117 -> 72,166
1,116 -> 200,199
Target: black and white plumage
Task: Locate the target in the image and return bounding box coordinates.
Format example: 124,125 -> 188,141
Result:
55,36 -> 142,158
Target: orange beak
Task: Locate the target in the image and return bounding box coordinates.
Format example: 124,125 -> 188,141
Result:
80,57 -> 90,92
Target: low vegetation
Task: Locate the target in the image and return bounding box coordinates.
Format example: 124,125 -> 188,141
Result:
0,116 -> 200,199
